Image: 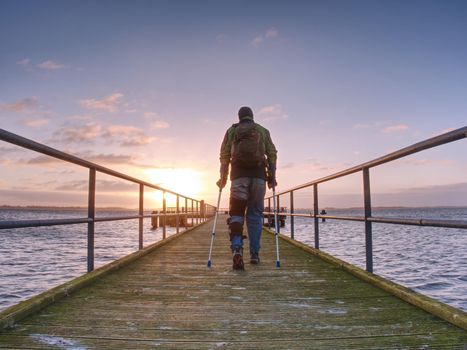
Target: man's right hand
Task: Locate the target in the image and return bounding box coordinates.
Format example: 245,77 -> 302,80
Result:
217,163 -> 229,189
216,177 -> 227,189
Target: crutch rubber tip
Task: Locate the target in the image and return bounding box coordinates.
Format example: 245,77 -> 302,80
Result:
207,260 -> 212,268
276,261 -> 281,268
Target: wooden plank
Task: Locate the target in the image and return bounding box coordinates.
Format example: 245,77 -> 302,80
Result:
1,332 -> 466,350
0,223 -> 204,330
268,227 -> 467,330
0,215 -> 466,349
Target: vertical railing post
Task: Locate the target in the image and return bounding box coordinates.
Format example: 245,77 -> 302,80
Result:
313,183 -> 319,249
139,184 -> 144,250
185,197 -> 188,229
200,200 -> 205,222
87,168 -> 96,272
290,191 -> 295,239
363,167 -> 373,273
162,191 -> 166,239
196,201 -> 199,225
268,197 -> 271,229
191,200 -> 194,227
276,194 -> 281,234
176,195 -> 180,234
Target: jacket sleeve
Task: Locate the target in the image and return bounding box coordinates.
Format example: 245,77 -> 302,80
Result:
264,129 -> 278,165
219,128 -> 233,165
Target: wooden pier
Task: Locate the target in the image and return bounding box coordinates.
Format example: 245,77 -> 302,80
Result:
1,216 -> 466,349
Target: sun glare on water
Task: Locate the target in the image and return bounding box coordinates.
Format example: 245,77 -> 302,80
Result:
144,168 -> 203,205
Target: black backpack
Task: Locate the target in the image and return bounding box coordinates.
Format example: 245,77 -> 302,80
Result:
231,122 -> 266,168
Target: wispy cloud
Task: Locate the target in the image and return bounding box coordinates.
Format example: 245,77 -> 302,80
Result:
56,179 -> 136,192
50,120 -> 156,147
382,124 -> 409,133
303,158 -> 337,172
150,120 -> 170,130
0,97 -> 39,113
16,58 -> 30,67
0,96 -> 52,119
265,27 -> 279,39
95,179 -> 138,192
103,124 -> 155,147
251,35 -> 264,47
143,112 -> 170,129
24,152 -> 136,167
20,118 -> 50,128
37,60 -> 66,70
143,112 -> 158,119
25,155 -> 62,165
257,104 -> 288,121
80,93 -> 123,112
0,147 -> 22,166
66,115 -> 94,121
16,58 -> 68,71
17,151 -> 179,171
79,152 -> 135,165
0,146 -> 22,154
52,122 -> 102,144
281,158 -> 352,179
251,27 -> 279,47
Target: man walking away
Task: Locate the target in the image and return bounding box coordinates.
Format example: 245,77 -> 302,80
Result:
216,106 -> 278,270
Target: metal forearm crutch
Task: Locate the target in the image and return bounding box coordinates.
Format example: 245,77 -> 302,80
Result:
272,185 -> 281,268
207,189 -> 222,268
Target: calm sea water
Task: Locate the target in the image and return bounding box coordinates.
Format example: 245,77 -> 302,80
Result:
0,207 -> 466,312
280,207 -> 467,311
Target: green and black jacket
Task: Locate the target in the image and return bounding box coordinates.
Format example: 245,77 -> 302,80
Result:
219,119 -> 278,180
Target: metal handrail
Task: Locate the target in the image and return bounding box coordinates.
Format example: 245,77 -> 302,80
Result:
0,128 -> 216,272
264,126 -> 467,272
263,212 -> 467,229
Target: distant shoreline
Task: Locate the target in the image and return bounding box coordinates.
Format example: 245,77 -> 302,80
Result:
1,205 -> 466,211
321,205 -> 467,210
0,205 -> 131,211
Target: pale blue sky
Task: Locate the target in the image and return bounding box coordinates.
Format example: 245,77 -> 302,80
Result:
0,0 -> 466,208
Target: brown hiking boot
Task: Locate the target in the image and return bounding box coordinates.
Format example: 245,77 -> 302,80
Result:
232,248 -> 244,270
250,252 -> 260,264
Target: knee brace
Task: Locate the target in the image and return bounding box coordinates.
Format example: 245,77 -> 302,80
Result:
228,221 -> 243,241
229,197 -> 248,217
228,221 -> 248,241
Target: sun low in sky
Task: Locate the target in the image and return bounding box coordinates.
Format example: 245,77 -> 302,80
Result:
144,168 -> 203,204
0,0 -> 466,209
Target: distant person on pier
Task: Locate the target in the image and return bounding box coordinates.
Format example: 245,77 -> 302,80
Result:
320,209 -> 327,222
216,106 -> 278,270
